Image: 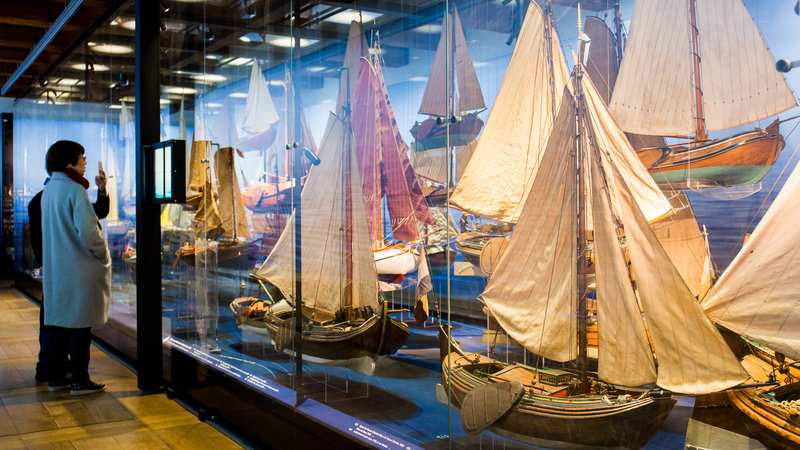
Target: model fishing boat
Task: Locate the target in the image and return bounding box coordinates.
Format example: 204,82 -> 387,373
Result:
230,112 -> 409,361
451,1 -> 671,270
238,62 -> 280,152
443,26 -> 748,446
701,159 -> 800,447
411,5 -> 486,153
610,0 -> 798,190
240,66 -> 317,216
349,28 -> 435,311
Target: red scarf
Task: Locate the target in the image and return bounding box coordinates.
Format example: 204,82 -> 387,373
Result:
63,168 -> 90,190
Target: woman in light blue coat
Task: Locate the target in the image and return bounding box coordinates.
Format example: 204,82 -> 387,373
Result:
41,140 -> 110,396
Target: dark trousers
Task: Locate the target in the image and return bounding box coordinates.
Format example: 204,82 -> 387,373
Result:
36,297 -> 52,378
45,326 -> 92,383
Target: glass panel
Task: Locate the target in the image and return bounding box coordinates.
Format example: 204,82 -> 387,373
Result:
10,2 -> 138,359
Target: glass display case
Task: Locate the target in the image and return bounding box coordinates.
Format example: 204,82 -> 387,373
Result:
5,0 -> 800,448
10,3 -> 139,358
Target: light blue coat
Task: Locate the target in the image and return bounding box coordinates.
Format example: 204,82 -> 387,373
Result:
42,172 -> 111,328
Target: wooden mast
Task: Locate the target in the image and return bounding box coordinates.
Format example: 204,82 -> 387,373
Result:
372,37 -> 384,248
343,95 -> 354,311
575,14 -> 589,386
613,1 -> 624,67
544,1 -> 558,119
688,0 -> 707,141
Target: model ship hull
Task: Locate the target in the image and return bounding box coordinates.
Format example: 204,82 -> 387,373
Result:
725,348 -> 800,448
411,113 -> 484,151
241,180 -> 295,214
374,245 -> 418,275
637,120 -> 784,189
230,297 -> 409,360
443,353 -> 675,449
455,231 -> 508,269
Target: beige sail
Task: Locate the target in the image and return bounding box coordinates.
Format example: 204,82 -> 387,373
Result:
582,75 -> 672,222
255,114 -> 378,316
214,147 -> 250,240
194,177 -> 222,237
609,157 -> 746,394
411,140 -> 476,185
702,162 -> 800,361
652,192 -> 714,299
336,21 -> 368,116
451,2 -> 570,223
481,91 -> 577,362
695,0 -> 797,131
419,8 -> 485,117
609,0 -> 695,136
453,8 -> 485,114
590,145 -> 657,388
188,140 -> 211,194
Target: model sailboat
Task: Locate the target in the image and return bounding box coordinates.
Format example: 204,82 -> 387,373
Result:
410,5 -> 485,196
701,162 -> 800,446
231,113 -> 409,360
451,1 -> 671,268
583,12 -> 715,299
610,0 -> 798,190
443,43 -> 747,448
238,62 -> 280,151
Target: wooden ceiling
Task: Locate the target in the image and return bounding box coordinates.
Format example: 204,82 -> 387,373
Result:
1,0 -> 614,105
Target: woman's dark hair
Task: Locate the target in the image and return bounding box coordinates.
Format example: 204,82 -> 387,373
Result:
45,140 -> 84,174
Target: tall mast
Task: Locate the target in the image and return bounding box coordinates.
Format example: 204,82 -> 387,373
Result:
613,1 -> 624,67
543,1 -> 558,119
343,92 -> 354,310
448,3 -> 458,189
574,15 -> 589,386
372,37 -> 384,247
688,0 -> 707,141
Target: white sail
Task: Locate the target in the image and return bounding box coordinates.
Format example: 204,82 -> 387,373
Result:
702,162 -> 800,361
239,62 -> 279,149
451,2 -> 570,223
652,192 -> 715,299
695,0 -> 797,131
583,74 -> 672,222
481,91 -> 577,362
609,0 -> 695,136
256,114 -> 378,316
611,0 -> 796,136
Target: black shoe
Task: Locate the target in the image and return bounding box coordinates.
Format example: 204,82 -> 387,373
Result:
48,379 -> 70,391
35,372 -> 49,383
70,380 -> 106,396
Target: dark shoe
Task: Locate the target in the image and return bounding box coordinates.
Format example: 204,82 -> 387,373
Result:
48,379 -> 70,391
35,372 -> 49,383
70,381 -> 105,396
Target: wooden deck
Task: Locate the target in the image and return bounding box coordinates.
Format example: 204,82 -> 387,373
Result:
0,288 -> 242,450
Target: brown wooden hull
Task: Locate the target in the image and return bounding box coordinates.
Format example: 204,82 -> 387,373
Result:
443,353 -> 675,449
455,231 -> 506,268
230,298 -> 410,361
637,121 -> 785,189
724,349 -> 800,448
411,113 -> 484,151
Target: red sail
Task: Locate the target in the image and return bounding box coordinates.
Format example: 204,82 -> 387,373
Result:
353,57 -> 434,243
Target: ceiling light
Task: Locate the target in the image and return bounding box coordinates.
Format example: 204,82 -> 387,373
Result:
265,35 -> 317,48
408,76 -> 428,82
121,95 -> 136,102
229,92 -> 248,98
162,86 -> 197,95
414,24 -> 442,34
110,18 -> 121,26
205,54 -> 222,60
226,57 -> 253,66
306,65 -> 326,73
239,32 -> 263,43
120,19 -> 136,31
192,73 -> 227,83
90,43 -> 134,55
323,10 -> 382,25
109,104 -> 123,109
268,80 -> 285,87
160,98 -> 172,105
53,78 -> 81,86
206,102 -> 223,108
69,63 -> 110,72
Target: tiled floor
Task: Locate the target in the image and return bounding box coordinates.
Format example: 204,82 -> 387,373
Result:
0,288 -> 243,450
